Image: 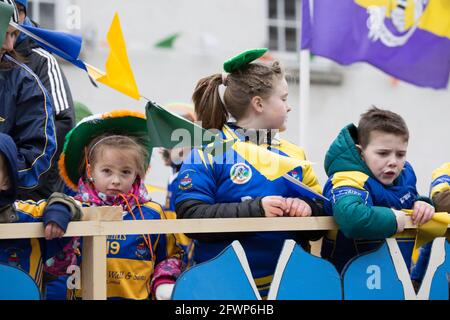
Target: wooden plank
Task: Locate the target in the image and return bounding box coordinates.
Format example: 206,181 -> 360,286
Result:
80,206 -> 123,221
82,235 -> 107,300
0,216 -> 429,240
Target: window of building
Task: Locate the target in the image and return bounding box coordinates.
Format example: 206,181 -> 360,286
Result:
267,0 -> 301,53
27,0 -> 70,30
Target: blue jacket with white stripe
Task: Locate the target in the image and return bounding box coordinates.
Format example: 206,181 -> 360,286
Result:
0,53 -> 57,192
14,17 -> 75,200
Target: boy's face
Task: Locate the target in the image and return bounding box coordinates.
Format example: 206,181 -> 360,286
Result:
0,154 -> 10,191
358,130 -> 408,186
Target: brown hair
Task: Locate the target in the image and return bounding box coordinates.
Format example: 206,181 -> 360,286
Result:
192,61 -> 284,130
82,134 -> 149,179
0,51 -> 26,69
358,106 -> 409,148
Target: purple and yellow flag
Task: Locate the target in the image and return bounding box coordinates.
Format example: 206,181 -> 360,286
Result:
302,0 -> 450,89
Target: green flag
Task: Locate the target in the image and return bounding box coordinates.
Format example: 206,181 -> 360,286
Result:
0,2 -> 13,47
74,101 -> 93,124
145,101 -> 220,155
154,33 -> 180,49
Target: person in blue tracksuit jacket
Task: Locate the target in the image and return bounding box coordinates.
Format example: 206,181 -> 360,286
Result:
0,1 -> 57,195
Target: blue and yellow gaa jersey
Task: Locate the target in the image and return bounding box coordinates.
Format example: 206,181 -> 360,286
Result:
67,201 -> 183,300
322,162 -> 419,272
430,162 -> 450,197
175,124 -> 321,297
0,200 -> 49,289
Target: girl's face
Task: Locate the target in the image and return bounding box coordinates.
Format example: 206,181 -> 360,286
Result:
259,77 -> 291,131
91,148 -> 138,196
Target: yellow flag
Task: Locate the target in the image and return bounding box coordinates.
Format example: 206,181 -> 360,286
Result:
88,13 -> 140,100
231,141 -> 312,181
403,210 -> 450,263
145,184 -> 166,194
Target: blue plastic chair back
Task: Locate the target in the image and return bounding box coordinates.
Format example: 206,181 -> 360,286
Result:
0,263 -> 41,300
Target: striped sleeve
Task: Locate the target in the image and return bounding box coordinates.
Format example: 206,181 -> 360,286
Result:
14,199 -> 47,222
32,48 -> 71,115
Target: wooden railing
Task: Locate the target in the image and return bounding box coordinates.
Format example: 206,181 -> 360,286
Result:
0,207 -> 427,300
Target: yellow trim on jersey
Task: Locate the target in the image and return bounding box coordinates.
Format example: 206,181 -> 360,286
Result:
163,210 -> 193,248
142,201 -> 164,215
431,183 -> 450,197
222,125 -> 239,140
29,239 -> 41,281
254,274 -> 273,286
196,149 -> 209,169
432,162 -> 450,180
431,162 -> 450,197
164,210 -> 177,220
276,139 -> 306,160
15,200 -> 47,218
331,171 -> 369,190
271,139 -> 322,195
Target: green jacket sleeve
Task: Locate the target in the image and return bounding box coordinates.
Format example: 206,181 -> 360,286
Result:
333,194 -> 398,240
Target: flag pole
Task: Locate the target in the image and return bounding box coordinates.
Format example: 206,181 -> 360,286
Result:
299,0 -> 311,149
299,49 -> 310,149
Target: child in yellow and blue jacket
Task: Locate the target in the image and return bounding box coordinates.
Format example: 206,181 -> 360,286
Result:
0,132 -> 81,294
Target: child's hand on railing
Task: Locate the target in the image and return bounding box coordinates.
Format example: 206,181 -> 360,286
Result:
44,222 -> 65,240
43,202 -> 73,240
261,196 -> 286,217
411,201 -> 435,225
284,198 -> 312,217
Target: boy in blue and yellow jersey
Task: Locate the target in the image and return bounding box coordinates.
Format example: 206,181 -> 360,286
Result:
46,110 -> 184,300
321,106 -> 435,273
411,163 -> 450,283
175,48 -> 324,298
0,132 -> 82,293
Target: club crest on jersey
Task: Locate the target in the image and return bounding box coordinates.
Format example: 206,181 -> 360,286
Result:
179,173 -> 193,190
230,163 -> 252,185
290,171 -> 300,180
135,237 -> 149,259
362,0 -> 428,47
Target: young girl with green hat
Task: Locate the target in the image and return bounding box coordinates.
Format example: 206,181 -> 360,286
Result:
46,109 -> 184,300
